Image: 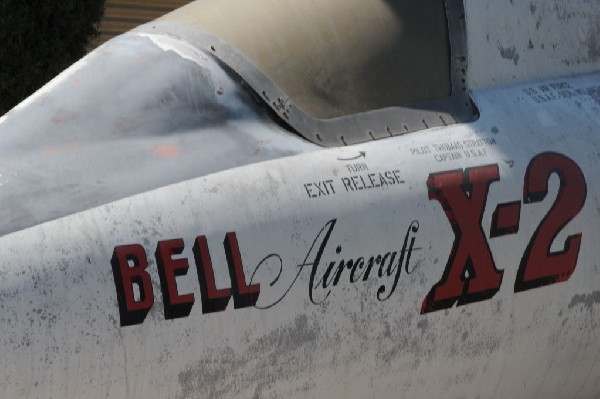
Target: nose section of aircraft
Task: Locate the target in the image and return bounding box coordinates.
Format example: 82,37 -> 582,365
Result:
0,33 -> 316,237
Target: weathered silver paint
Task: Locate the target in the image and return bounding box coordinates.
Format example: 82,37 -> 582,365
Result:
465,0 -> 600,89
0,33 -> 316,236
0,1 -> 599,398
0,72 -> 599,397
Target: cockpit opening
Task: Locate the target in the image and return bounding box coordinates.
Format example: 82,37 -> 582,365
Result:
152,0 -> 474,146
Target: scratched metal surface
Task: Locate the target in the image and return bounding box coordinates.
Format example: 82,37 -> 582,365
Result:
0,71 -> 599,398
465,0 -> 600,89
0,33 -> 317,237
0,1 -> 599,397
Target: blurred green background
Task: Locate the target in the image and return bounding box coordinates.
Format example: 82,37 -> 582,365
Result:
0,0 -> 106,116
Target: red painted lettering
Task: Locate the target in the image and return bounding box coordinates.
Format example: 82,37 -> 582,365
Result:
422,164 -> 503,313
193,235 -> 232,313
155,239 -> 195,319
111,244 -> 154,326
515,152 -> 587,292
224,232 -> 261,308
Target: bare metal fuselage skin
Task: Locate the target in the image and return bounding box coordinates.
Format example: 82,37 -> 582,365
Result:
0,0 -> 599,398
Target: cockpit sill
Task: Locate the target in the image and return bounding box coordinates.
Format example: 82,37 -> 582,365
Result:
146,0 -> 474,146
